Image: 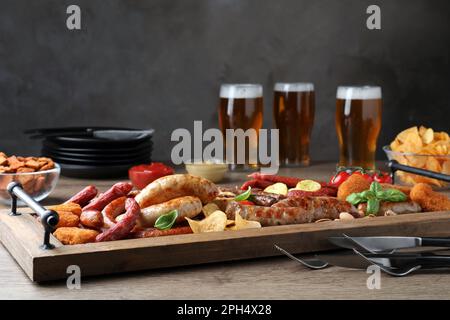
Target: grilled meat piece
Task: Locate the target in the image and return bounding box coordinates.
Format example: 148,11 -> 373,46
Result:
226,196 -> 358,226
357,201 -> 421,216
250,190 -> 286,207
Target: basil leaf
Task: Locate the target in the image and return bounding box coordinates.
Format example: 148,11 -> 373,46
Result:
346,193 -> 365,205
375,190 -> 390,200
370,181 -> 382,194
235,187 -> 252,201
384,189 -> 407,202
366,198 -> 380,215
154,210 -> 178,230
360,190 -> 375,200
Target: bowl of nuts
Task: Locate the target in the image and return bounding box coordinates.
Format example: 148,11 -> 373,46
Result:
0,153 -> 60,205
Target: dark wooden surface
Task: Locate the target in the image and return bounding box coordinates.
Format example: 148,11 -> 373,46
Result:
1,162 -> 450,299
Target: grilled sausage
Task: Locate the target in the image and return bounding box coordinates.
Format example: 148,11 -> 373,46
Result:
225,197 -> 358,226
83,182 -> 132,212
102,196 -> 127,228
240,179 -> 273,190
96,198 -> 140,242
287,186 -> 337,198
65,185 -> 98,207
135,174 -> 219,208
80,210 -> 104,230
131,226 -> 193,238
138,196 -> 202,227
357,201 -> 421,216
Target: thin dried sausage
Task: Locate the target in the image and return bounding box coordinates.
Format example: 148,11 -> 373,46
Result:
83,182 -> 132,212
65,185 -> 98,207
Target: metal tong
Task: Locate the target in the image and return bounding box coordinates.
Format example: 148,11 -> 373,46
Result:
388,159 -> 450,184
7,182 -> 59,249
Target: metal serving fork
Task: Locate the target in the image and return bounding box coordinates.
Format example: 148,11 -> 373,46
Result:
343,235 -> 422,276
274,244 -> 329,269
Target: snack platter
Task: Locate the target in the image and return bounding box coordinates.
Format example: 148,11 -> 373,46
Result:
1,124 -> 450,282
1,192 -> 450,282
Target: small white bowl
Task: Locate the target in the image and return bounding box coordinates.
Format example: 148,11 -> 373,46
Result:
185,161 -> 228,183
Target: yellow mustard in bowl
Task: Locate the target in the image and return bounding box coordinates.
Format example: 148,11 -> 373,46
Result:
185,161 -> 228,183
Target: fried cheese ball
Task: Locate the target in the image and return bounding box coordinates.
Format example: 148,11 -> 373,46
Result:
410,183 -> 450,212
55,211 -> 80,229
337,174 -> 371,201
54,227 -> 99,245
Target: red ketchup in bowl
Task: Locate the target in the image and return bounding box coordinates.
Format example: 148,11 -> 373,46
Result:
128,162 -> 174,190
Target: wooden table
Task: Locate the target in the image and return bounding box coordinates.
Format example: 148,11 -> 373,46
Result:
1,162 -> 449,299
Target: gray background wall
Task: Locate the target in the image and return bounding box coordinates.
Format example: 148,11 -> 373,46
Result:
0,0 -> 449,162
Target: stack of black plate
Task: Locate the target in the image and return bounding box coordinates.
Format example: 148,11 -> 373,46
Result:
29,127 -> 153,178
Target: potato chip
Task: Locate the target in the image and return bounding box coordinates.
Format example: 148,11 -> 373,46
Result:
422,128 -> 434,144
390,139 -> 401,151
393,154 -> 408,165
426,156 -> 441,172
422,144 -> 439,155
401,127 -> 423,152
435,131 -> 450,141
264,182 -> 288,195
185,218 -> 202,233
442,160 -> 450,175
436,145 -> 446,155
397,127 -> 420,144
405,155 -> 427,168
202,203 -> 220,217
234,212 -> 262,230
295,180 -> 321,192
185,210 -> 227,233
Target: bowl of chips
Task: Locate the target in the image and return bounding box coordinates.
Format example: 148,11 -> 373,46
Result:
0,153 -> 60,205
384,126 -> 450,189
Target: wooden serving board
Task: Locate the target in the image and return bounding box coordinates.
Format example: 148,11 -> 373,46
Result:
1,208 -> 450,282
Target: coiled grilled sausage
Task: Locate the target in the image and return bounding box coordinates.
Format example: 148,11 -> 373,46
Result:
96,198 -> 140,242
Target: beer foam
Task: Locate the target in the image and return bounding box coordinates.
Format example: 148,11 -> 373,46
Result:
337,86 -> 382,100
274,83 -> 314,92
220,84 -> 263,99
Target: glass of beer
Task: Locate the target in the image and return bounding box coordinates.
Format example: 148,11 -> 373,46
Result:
335,86 -> 382,169
218,84 -> 263,170
273,83 -> 315,166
